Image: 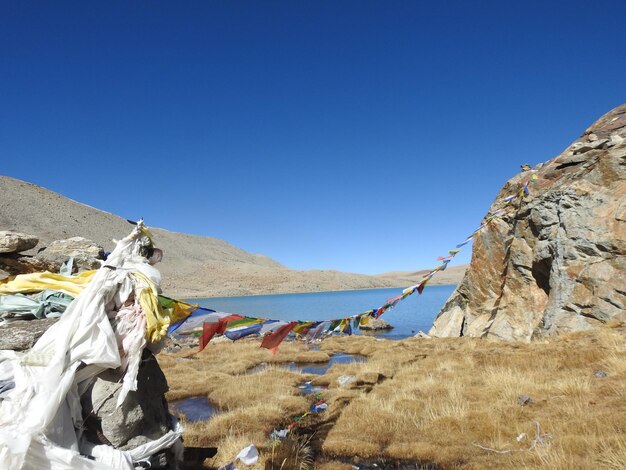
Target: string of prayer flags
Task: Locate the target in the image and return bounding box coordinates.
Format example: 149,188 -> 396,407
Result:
167,169 -> 539,353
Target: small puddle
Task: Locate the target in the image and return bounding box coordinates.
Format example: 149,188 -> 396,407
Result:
247,353 -> 366,376
291,352 -> 366,375
169,397 -> 219,422
297,381 -> 328,395
246,363 -> 270,374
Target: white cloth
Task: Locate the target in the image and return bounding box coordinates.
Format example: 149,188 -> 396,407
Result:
236,444 -> 259,465
0,224 -> 183,469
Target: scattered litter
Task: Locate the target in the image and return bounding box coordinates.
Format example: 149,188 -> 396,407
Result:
337,375 -> 357,387
219,444 -> 259,470
517,394 -> 534,406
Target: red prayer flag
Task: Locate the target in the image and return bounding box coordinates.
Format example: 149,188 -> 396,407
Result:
199,314 -> 245,351
261,321 -> 297,354
417,282 -> 427,294
199,322 -> 218,352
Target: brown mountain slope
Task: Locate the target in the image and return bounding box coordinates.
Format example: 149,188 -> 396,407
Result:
1,176 -> 460,297
377,264 -> 468,286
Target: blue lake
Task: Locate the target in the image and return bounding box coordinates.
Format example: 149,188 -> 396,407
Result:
185,285 -> 454,339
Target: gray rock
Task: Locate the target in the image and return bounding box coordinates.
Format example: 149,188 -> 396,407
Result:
36,237 -> 104,272
360,318 -> 394,330
430,103 -> 626,341
517,395 -> 534,406
0,231 -> 38,254
0,318 -> 59,350
81,351 -> 171,449
593,370 -> 608,378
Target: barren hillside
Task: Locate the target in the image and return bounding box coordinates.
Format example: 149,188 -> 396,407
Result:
0,176 -> 462,297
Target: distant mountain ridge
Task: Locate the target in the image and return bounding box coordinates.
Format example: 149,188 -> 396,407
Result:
0,176 -> 466,297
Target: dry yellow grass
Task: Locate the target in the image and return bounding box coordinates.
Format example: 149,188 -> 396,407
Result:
160,327 -> 626,469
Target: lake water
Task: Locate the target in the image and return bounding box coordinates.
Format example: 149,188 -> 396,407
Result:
186,285 -> 455,339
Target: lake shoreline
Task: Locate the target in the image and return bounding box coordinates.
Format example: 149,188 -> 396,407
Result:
181,282 -> 459,300
178,285 -> 456,340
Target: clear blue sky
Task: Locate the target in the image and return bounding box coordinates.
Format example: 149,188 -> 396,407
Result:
1,1 -> 625,274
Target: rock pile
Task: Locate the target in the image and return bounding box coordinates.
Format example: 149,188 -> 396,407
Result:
0,231 -> 104,277
430,103 -> 626,341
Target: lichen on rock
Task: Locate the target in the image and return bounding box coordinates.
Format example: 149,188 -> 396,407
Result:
430,103 -> 626,341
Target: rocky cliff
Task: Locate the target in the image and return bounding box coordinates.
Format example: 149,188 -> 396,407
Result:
430,103 -> 626,341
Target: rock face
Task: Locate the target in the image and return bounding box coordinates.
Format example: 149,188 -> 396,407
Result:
430,103 -> 626,341
35,237 -> 104,272
0,318 -> 59,350
0,231 -> 38,254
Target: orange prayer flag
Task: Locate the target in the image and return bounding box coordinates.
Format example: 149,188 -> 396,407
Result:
260,321 -> 297,354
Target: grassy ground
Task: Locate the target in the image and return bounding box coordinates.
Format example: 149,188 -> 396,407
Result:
159,324 -> 626,469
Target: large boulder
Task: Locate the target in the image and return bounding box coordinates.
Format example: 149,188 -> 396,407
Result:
36,236 -> 104,272
430,103 -> 626,341
81,350 -> 171,450
360,318 -> 394,330
0,231 -> 38,254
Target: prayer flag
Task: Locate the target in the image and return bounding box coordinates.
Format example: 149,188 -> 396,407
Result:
328,319 -> 342,331
261,321 -> 297,354
199,321 -> 218,352
339,318 -> 352,335
417,281 -> 427,294
292,322 -> 316,335
226,317 -> 264,329
199,314 -> 244,351
259,320 -> 283,336
224,323 -> 263,341
456,238 -> 472,248
305,322 -> 327,341
374,306 -> 387,318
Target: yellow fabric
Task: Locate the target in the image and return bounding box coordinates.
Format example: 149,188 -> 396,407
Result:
292,322 -> 315,335
131,272 -> 172,343
0,270 -> 96,297
359,315 -> 371,327
160,298 -> 198,324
